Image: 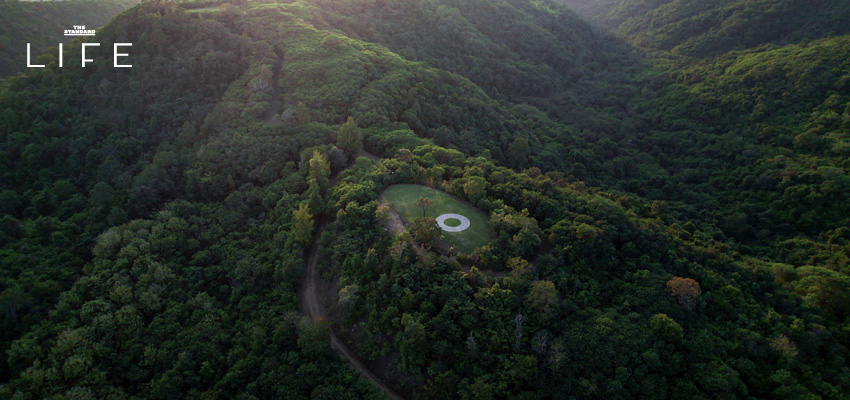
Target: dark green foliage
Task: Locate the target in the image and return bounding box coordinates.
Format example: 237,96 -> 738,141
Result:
561,0 -> 850,58
3,203 -> 381,398
323,145 -> 850,399
2,0 -> 850,398
0,1 -> 389,395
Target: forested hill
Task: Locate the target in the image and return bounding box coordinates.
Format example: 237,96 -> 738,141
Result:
0,0 -> 140,78
296,0 -> 641,121
1,0 -> 849,398
556,0 -> 850,311
0,0 -> 623,394
559,0 -> 850,58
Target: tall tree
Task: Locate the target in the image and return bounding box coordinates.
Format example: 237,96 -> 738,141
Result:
292,203 -> 314,245
416,197 -> 433,217
309,151 -> 331,192
667,277 -> 702,310
337,116 -> 363,155
528,280 -> 557,316
463,176 -> 487,204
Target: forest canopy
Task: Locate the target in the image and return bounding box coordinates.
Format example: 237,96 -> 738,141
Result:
1,0 -> 849,398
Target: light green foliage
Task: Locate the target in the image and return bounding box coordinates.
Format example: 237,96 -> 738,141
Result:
291,203 -> 314,245
337,116 -> 363,155
649,313 -> 683,345
309,150 -> 331,191
462,176 -> 487,204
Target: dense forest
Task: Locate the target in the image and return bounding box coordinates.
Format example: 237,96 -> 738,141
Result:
560,0 -> 850,58
1,0 -> 848,398
0,0 -> 140,77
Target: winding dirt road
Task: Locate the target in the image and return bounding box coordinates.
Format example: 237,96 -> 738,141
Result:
297,221 -> 404,400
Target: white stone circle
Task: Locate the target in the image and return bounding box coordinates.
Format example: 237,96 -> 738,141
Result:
435,213 -> 471,232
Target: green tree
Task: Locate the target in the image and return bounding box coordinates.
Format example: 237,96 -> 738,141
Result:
0,287 -> 31,320
397,313 -> 428,374
667,277 -> 702,311
292,203 -> 314,245
412,217 -> 440,248
298,318 -> 330,359
304,179 -> 325,214
375,202 -> 391,224
296,101 -> 310,124
791,266 -> 850,319
507,138 -> 530,169
528,280 -> 558,316
463,176 -> 487,204
327,146 -> 348,172
508,257 -> 532,279
309,151 -> 331,192
650,313 -> 683,345
337,116 -> 363,155
416,197 -> 433,217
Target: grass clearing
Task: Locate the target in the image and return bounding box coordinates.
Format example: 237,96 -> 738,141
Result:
381,184 -> 492,253
444,218 -> 462,227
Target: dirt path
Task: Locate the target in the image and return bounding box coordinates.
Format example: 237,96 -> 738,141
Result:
356,149 -> 381,163
298,220 -> 404,400
384,207 -> 406,235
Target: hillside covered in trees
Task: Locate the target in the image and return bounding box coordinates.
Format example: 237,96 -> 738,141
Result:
0,0 -> 139,78
559,0 -> 850,58
1,0 -> 849,398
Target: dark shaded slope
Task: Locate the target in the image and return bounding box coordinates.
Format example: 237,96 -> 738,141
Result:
293,0 -> 646,138
307,0 -> 598,99
0,1 -> 255,382
651,36 -> 850,243
547,0 -> 850,329
560,0 -> 850,58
